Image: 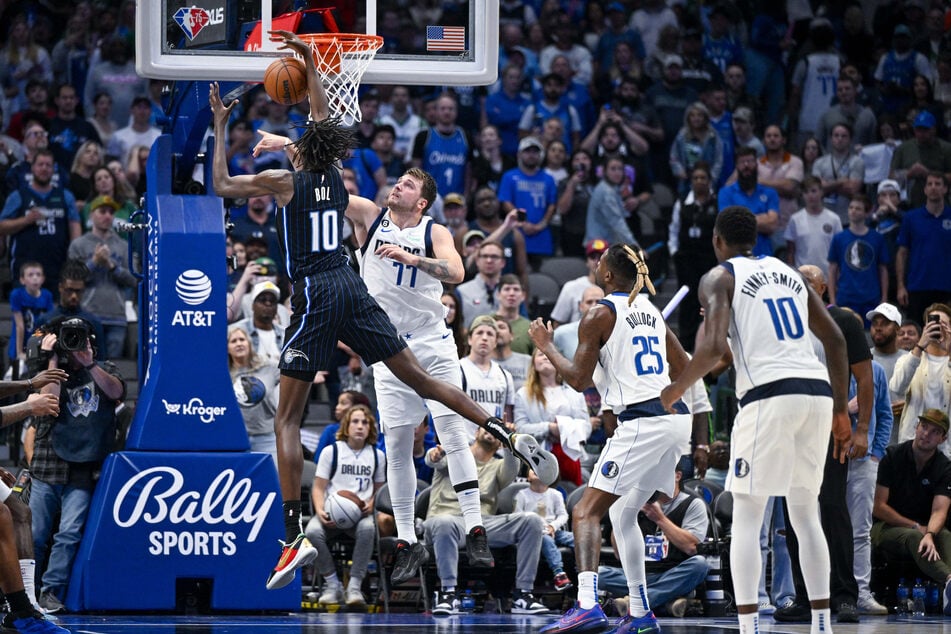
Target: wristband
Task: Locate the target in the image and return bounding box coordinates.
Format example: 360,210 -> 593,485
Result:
694,444 -> 710,452
83,362 -> 96,370
927,530 -> 937,538
27,378 -> 33,390
915,344 -> 926,353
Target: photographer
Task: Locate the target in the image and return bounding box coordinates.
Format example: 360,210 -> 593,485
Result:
35,259 -> 105,360
28,317 -> 123,614
598,459 -> 710,618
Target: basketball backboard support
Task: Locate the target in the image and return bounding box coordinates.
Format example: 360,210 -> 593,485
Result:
139,1 -> 498,86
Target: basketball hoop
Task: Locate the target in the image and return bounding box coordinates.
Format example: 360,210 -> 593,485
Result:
297,33 -> 384,126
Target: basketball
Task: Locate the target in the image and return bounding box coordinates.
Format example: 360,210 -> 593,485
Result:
263,57 -> 308,106
325,490 -> 363,529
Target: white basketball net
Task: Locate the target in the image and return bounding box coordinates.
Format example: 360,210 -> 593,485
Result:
302,34 -> 383,127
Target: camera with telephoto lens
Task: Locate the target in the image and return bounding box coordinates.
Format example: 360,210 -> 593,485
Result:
57,318 -> 91,352
25,317 -> 95,374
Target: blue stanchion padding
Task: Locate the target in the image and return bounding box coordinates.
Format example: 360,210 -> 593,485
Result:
67,451 -> 298,611
124,135 -> 247,451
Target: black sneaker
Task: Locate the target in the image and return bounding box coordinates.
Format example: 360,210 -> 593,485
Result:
391,540 -> 429,585
773,600 -> 811,623
465,526 -> 494,567
432,590 -> 460,616
836,601 -> 860,623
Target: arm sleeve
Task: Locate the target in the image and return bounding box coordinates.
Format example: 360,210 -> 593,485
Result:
871,363 -> 893,459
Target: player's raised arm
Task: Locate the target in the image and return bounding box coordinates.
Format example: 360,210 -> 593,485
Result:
210,83 -> 289,201
271,30 -> 328,121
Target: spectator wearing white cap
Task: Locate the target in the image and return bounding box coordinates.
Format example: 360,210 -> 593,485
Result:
867,302 -> 909,405
230,281 -> 285,365
498,136 -> 559,267
872,179 -> 906,301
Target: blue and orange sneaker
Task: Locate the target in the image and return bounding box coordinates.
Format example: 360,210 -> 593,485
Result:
265,533 -> 317,590
539,601 -> 610,633
613,610 -> 661,634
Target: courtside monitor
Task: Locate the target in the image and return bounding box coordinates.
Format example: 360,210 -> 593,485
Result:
140,0 -> 499,86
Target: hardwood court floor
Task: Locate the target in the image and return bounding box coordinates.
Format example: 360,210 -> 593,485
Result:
47,612 -> 951,633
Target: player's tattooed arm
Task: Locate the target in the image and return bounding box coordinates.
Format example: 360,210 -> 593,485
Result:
414,256 -> 452,280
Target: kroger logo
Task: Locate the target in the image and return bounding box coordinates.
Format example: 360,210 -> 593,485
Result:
175,270 -> 212,306
162,398 -> 227,424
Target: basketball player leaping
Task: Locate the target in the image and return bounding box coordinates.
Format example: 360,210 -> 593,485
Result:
345,170 -> 507,583
661,206 -> 851,634
529,244 -> 693,634
209,30 -> 558,592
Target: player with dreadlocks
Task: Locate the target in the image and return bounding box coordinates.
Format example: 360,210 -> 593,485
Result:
529,243 -> 695,634
211,30 -> 559,592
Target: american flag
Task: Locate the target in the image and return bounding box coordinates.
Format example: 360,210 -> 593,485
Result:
426,25 -> 466,51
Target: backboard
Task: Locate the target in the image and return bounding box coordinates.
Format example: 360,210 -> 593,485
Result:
138,1 -> 498,86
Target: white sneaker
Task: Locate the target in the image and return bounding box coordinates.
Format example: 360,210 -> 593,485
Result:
319,580 -> 344,605
857,594 -> 888,615
758,600 -> 776,614
345,586 -> 366,608
509,433 -> 558,485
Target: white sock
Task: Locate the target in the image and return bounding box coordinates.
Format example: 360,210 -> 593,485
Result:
433,414 -> 483,532
578,571 -> 598,609
324,572 -> 339,586
19,559 -> 38,607
383,424 -> 418,543
347,576 -> 363,591
738,612 -> 759,634
812,608 -> 833,634
609,487 -> 653,617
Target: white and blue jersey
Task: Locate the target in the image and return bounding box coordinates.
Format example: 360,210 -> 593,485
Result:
359,209 -> 445,335
723,255 -> 831,404
420,128 -> 469,197
593,292 -> 684,416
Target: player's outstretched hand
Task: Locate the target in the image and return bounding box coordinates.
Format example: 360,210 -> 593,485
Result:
831,410 -> 853,464
253,130 -> 292,157
29,368 -> 68,389
209,82 -> 236,127
528,318 -> 554,349
269,29 -> 311,58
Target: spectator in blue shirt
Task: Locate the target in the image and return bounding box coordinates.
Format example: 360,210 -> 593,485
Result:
827,195 -> 891,323
896,171 -> 951,321
717,146 -> 779,256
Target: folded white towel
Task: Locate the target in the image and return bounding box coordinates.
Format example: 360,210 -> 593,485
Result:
556,415 -> 591,461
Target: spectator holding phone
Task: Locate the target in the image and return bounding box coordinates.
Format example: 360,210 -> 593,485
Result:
890,303 -> 951,457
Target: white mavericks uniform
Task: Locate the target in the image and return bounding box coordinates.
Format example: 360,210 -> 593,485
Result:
459,357 -> 515,445
724,255 -> 833,497
315,441 -> 387,505
589,292 -> 691,497
360,209 -> 461,431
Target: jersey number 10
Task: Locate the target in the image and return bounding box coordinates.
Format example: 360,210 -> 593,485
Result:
309,209 -> 339,252
763,297 -> 804,340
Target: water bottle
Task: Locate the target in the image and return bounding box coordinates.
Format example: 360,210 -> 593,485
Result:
927,581 -> 940,615
896,578 -> 910,615
461,589 -> 475,613
912,578 -> 926,617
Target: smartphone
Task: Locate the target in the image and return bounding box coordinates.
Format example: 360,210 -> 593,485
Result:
930,313 -> 941,339
516,209 -> 527,222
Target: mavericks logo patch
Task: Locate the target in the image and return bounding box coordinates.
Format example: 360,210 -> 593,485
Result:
601,461 -> 619,479
734,458 -> 750,478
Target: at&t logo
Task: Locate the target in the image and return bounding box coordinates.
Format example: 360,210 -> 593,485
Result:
173,270 -> 215,327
